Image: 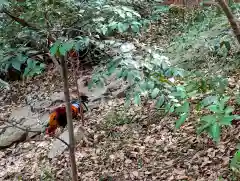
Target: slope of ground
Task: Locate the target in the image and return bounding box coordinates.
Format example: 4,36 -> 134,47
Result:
0,68 -> 240,181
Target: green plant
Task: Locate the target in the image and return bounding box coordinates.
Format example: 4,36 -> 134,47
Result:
197,95 -> 240,142
0,78 -> 10,90
89,41 -> 240,143
166,7 -> 239,71
104,110 -> 132,129
40,169 -> 55,181
0,47 -> 45,79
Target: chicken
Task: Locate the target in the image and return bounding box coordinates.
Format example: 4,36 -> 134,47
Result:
45,95 -> 89,136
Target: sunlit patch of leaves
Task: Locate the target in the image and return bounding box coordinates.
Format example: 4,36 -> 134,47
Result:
104,110 -> 132,129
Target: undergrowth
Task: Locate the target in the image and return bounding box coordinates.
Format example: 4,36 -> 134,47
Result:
166,6 -> 240,73
1,0 -> 240,178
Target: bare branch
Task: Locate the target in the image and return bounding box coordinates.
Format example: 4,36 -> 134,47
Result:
1,7 -> 55,43
60,55 -> 78,181
54,136 -> 70,148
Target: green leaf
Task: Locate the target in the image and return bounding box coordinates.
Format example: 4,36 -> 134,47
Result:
233,115 -> 240,120
175,101 -> 189,113
108,21 -> 118,31
197,122 -> 212,135
50,41 -> 61,56
224,106 -> 234,115
211,123 -> 220,142
59,45 -> 67,56
39,63 -> 45,69
127,71 -> 135,83
170,90 -> 186,99
201,115 -> 217,123
207,105 -> 220,113
187,90 -> 198,97
151,88 -> 160,99
164,103 -> 171,113
116,69 -> 123,78
175,113 -> 188,129
27,59 -> 34,68
101,26 -> 108,35
63,41 -> 75,52
23,67 -> 31,77
219,116 -> 235,125
11,60 -> 21,71
169,105 -> 175,113
117,22 -> 129,33
107,64 -> 117,75
230,150 -> 240,169
59,41 -> 74,56
201,95 -> 218,107
219,96 -> 230,110
116,9 -> 126,18
155,95 -> 165,108
139,81 -> 147,91
131,22 -> 141,33
147,81 -> 155,90
0,78 -> 10,90
1,55 -> 14,63
134,92 -> 141,105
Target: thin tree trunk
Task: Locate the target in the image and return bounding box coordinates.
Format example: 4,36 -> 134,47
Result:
216,0 -> 240,44
60,55 -> 78,181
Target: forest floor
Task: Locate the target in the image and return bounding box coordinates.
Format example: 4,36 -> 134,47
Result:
1,65 -> 240,181
1,12 -> 240,180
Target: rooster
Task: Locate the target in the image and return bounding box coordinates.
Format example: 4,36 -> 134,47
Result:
45,95 -> 89,136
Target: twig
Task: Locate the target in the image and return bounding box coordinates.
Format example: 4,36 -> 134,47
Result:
1,7 -> 60,70
54,136 -> 70,148
1,7 -> 55,43
3,119 -> 42,134
60,55 -> 78,181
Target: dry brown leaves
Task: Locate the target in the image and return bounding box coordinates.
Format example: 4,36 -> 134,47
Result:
1,69 -> 240,181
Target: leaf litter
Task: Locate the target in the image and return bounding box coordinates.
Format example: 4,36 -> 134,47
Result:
0,69 -> 240,181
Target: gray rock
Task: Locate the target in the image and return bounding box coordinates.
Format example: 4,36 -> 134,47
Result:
120,42 -> 135,53
0,106 -> 44,149
48,127 -> 80,159
0,127 -> 26,148
50,92 -> 65,103
112,84 -> 130,98
30,100 -> 52,112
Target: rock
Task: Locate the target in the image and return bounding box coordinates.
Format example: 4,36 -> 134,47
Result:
87,102 -> 100,110
112,84 -> 130,98
120,42 -> 136,53
30,100 -> 52,112
0,127 -> 26,148
48,127 -> 82,158
50,92 -> 65,103
77,76 -> 91,95
107,79 -> 123,92
39,112 -> 50,125
10,106 -> 32,120
0,106 -> 45,149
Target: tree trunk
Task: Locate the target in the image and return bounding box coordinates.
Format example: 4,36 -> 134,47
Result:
60,55 -> 78,181
216,0 -> 240,44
